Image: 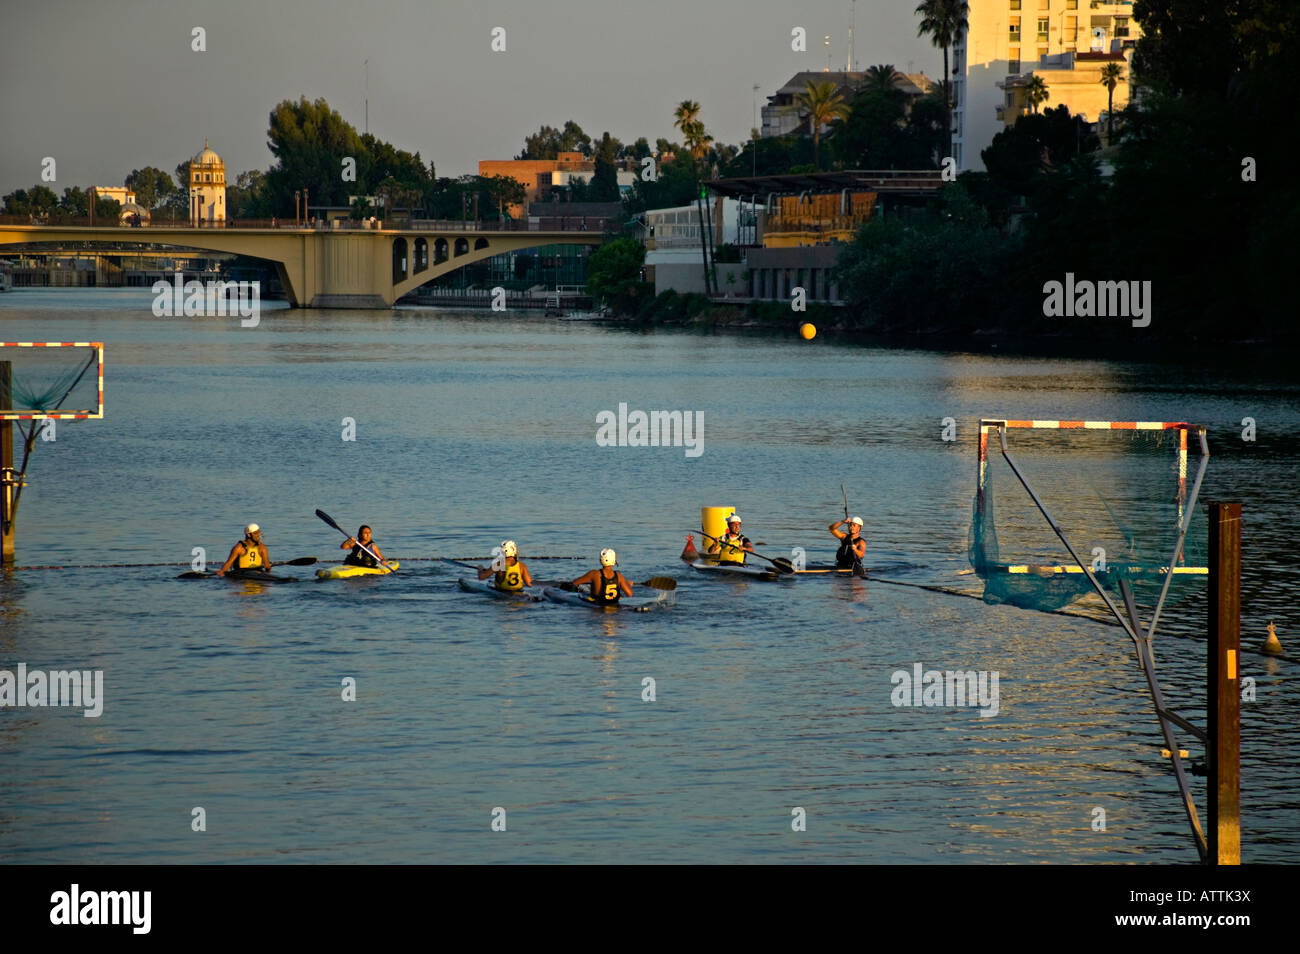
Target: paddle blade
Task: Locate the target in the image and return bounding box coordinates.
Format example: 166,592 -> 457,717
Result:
176,571 -> 211,580
283,557 -> 318,566
315,509 -> 344,534
641,576 -> 677,591
770,557 -> 795,574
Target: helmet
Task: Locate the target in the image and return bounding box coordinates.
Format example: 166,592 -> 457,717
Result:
727,513 -> 742,525
849,516 -> 863,526
501,540 -> 518,558
245,523 -> 260,535
600,548 -> 617,566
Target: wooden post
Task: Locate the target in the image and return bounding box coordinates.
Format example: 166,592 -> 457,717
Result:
1208,501 -> 1242,865
1,360 -> 13,566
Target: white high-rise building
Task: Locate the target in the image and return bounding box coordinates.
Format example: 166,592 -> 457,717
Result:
951,0 -> 1141,172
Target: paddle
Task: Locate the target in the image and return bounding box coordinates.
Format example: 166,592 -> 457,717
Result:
842,485 -> 867,578
177,556 -> 317,579
315,509 -> 394,572
694,529 -> 795,574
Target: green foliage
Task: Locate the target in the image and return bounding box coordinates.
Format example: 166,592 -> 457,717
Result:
124,167 -> 175,210
833,86 -> 944,169
586,237 -> 646,306
264,97 -> 370,213
518,121 -> 592,159
624,154 -> 699,213
835,184 -> 1024,334
2,185 -> 59,215
588,132 -> 622,202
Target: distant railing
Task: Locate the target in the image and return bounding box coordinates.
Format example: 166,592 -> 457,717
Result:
0,214 -> 610,233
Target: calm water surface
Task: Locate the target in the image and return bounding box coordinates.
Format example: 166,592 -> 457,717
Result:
0,287 -> 1296,863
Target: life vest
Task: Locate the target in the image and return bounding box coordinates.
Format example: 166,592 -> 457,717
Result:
836,532 -> 864,570
590,567 -> 621,605
718,531 -> 748,565
346,542 -> 379,567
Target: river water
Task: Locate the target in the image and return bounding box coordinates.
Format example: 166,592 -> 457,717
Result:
0,287 -> 1295,863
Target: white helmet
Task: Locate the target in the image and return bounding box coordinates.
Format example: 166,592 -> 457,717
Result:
245,523 -> 261,536
727,513 -> 742,525
501,540 -> 518,558
849,516 -> 863,526
600,548 -> 616,566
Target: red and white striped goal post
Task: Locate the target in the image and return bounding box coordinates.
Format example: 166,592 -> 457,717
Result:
0,341 -> 104,420
975,417 -> 1207,572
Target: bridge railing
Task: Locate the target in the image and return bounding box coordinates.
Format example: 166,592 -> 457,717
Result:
0,214 -> 614,233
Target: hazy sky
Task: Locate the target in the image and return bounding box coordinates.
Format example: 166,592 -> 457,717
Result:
1,0 -> 938,195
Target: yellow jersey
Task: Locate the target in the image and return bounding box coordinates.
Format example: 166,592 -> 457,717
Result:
496,561 -> 525,592
236,541 -> 263,569
718,531 -> 748,565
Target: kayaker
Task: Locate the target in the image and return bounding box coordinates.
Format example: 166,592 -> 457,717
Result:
341,525 -> 385,567
217,523 -> 271,577
478,539 -> 533,592
709,514 -> 753,565
829,516 -> 867,572
572,548 -> 634,605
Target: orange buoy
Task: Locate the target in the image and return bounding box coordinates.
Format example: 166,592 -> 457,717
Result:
680,534 -> 699,563
1264,621 -> 1282,655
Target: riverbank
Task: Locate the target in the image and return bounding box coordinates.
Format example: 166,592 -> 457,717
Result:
599,294 -> 1296,366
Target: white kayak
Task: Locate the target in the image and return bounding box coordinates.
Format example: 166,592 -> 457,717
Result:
689,559 -> 785,581
457,578 -> 539,601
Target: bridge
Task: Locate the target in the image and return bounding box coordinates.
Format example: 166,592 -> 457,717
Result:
0,221 -> 603,308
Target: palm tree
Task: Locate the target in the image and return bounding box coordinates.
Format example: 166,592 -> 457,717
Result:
915,0 -> 969,162
1098,61 -> 1125,142
1025,75 -> 1049,113
792,79 -> 851,169
864,64 -> 902,94
674,101 -> 714,160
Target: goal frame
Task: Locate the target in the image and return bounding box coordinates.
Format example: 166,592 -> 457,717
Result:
976,419 -> 1205,575
0,341 -> 104,420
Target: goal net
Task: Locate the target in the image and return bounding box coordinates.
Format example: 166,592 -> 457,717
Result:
0,342 -> 103,419
969,420 -> 1207,611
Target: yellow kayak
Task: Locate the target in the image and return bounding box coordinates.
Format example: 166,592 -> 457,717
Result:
316,561 -> 399,580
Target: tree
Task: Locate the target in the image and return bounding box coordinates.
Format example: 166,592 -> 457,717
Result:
1025,75 -> 1050,113
791,80 -> 851,169
864,64 -> 902,94
586,237 -> 646,306
518,121 -> 592,159
2,185 -> 59,216
833,85 -> 908,169
227,170 -> 269,218
264,96 -> 368,214
1098,62 -> 1125,141
588,132 -> 622,202
124,167 -> 175,210
915,0 -> 969,162
673,101 -> 713,160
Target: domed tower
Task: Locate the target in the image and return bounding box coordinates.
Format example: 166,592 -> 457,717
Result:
189,139 -> 226,225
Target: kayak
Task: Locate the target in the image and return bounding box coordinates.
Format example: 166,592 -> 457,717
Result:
795,562 -> 866,576
457,578 -> 539,601
689,559 -> 785,581
540,587 -> 655,613
316,560 -> 400,580
176,568 -> 297,584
